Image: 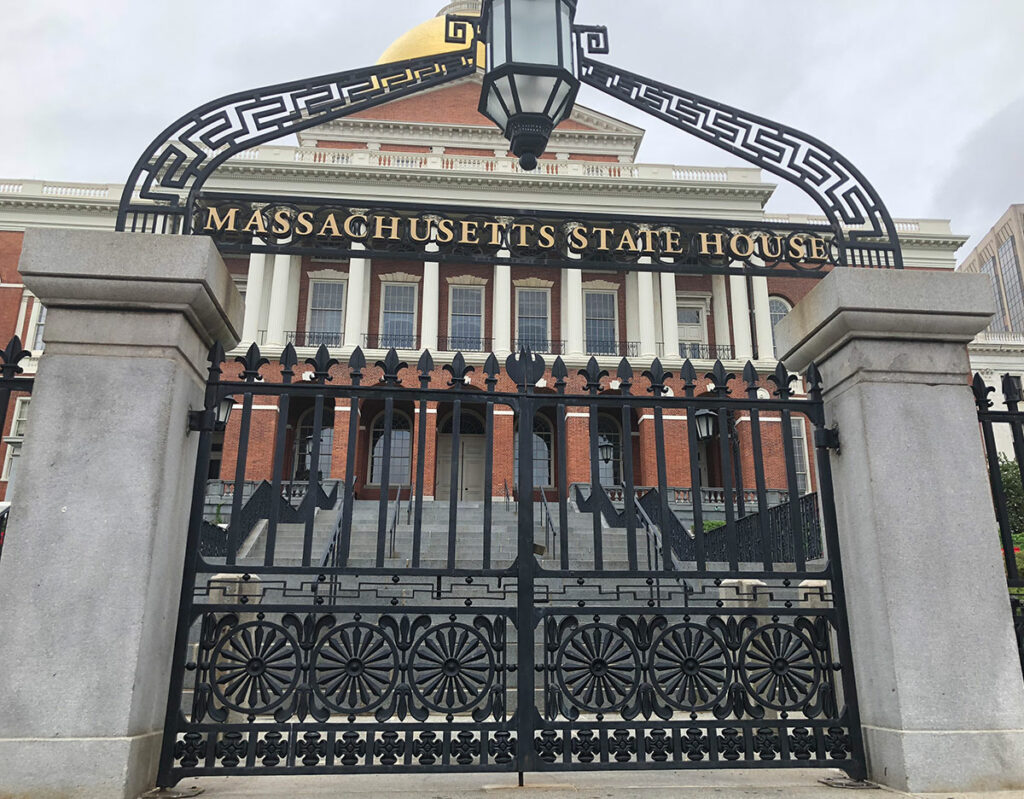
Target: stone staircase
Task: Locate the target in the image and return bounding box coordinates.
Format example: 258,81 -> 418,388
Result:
241,497 -> 671,572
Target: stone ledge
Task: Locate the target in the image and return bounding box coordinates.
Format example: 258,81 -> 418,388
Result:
18,229 -> 243,350
776,269 -> 994,373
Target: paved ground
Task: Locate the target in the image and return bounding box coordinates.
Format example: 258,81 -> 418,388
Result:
172,769 -> 1024,799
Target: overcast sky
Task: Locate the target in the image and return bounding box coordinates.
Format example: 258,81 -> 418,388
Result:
3,0 -> 1023,256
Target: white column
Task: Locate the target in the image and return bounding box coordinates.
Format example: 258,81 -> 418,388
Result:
344,244 -> 368,349
492,251 -> 511,354
777,269 -> 1024,795
421,251 -> 439,351
241,253 -> 266,345
285,255 -> 301,335
0,229 -> 243,799
728,273 -> 753,360
751,275 -> 774,360
637,268 -> 658,359
565,268 -> 584,356
711,275 -> 731,357
659,271 -> 678,360
265,253 -> 293,347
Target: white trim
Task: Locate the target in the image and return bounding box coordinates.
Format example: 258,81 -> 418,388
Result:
735,416 -> 782,424
583,287 -> 620,354
413,407 -> 439,414
232,405 -> 280,412
306,277 -> 347,342
25,297 -> 44,354
379,281 -> 419,347
513,277 -> 555,289
446,274 -> 488,286
494,410 -> 516,416
582,279 -> 619,290
377,271 -> 421,284
308,267 -> 348,279
447,283 -> 485,352
676,292 -> 711,356
515,285 -> 552,347
565,412 -> 590,419
638,414 -> 687,422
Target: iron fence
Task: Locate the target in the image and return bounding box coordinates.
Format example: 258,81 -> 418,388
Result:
157,343 -> 864,786
973,372 -> 1024,675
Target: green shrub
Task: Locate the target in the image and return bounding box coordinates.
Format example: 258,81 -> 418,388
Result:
697,520 -> 726,535
998,456 -> 1024,548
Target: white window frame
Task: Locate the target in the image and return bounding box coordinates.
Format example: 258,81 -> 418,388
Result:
447,284 -> 486,351
305,278 -> 347,346
26,299 -> 46,354
379,282 -> 419,349
3,396 -> 30,482
515,287 -> 552,350
367,409 -> 414,487
790,415 -> 810,496
676,293 -> 711,357
768,296 -> 793,358
583,289 -> 619,355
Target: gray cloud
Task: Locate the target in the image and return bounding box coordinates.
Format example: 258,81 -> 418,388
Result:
2,0 -> 1023,259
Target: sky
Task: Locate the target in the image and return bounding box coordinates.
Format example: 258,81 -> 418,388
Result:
2,0 -> 1023,257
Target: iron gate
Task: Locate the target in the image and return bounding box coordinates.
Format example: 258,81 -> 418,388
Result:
158,344 -> 865,786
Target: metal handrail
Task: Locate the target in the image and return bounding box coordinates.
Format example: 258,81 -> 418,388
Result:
539,489 -> 557,559
318,476 -> 354,569
388,485 -> 402,558
504,479 -> 516,514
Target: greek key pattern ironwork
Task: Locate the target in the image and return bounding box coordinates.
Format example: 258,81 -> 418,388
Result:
575,25 -> 903,270
116,29 -> 477,234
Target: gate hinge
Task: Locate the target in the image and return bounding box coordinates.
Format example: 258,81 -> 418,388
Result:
814,425 -> 841,454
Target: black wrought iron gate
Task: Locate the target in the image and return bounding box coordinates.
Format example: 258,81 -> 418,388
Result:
158,344 -> 865,786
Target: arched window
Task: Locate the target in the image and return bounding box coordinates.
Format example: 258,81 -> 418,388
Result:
438,411 -> 486,435
768,296 -> 793,357
514,415 -> 554,488
292,407 -> 334,481
370,410 -> 412,485
597,414 -> 623,488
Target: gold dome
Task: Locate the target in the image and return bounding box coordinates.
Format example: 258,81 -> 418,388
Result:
377,13 -> 485,66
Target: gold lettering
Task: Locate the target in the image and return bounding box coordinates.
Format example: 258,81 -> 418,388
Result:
204,206 -> 238,233
592,226 -> 615,251
459,220 -> 480,245
808,237 -> 829,262
616,228 -> 640,253
241,209 -> 267,235
511,223 -> 535,248
343,214 -> 367,239
568,226 -> 589,251
271,208 -> 293,236
663,229 -> 685,255
482,221 -> 505,247
637,229 -> 658,253
294,211 -> 314,237
317,213 -> 342,238
408,217 -> 432,243
435,217 -> 455,244
758,234 -> 785,260
537,224 -> 557,249
698,232 -> 725,256
373,215 -> 401,241
788,235 -> 808,261
730,233 -> 755,259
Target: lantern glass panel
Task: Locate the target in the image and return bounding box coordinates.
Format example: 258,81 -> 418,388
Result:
549,79 -> 572,122
490,0 -> 507,66
485,88 -> 510,130
513,73 -> 559,115
559,2 -> 573,69
510,0 -> 558,65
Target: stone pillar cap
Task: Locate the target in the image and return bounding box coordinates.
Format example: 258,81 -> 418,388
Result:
776,268 -> 994,373
18,229 -> 242,348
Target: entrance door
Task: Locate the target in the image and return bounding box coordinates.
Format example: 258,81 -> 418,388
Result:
436,435 -> 486,502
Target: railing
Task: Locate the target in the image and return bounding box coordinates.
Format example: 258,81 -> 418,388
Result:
538,489 -> 556,558
504,479 -> 515,514
286,330 -> 344,348
437,336 -> 493,353
600,484 -> 789,508
364,333 -> 420,351
229,145 -> 765,185
677,342 -> 736,361
512,338 -> 565,355
973,372 -> 1024,675
973,331 -> 1024,346
387,484 -> 403,559
585,341 -> 640,358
